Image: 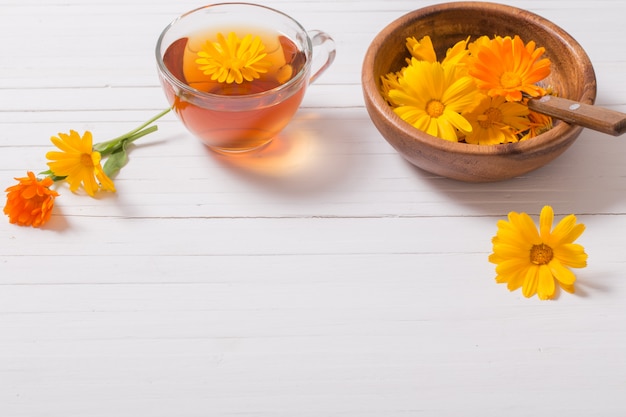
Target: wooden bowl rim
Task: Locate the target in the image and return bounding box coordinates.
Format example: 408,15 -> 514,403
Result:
361,1 -> 597,157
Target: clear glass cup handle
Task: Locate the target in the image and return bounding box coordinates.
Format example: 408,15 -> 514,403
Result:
307,30 -> 336,84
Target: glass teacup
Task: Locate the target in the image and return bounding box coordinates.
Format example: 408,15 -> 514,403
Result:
156,3 -> 336,153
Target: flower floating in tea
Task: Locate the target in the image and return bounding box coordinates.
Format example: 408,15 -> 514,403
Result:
164,29 -> 305,97
489,205 -> 588,300
196,32 -> 273,84
381,35 -> 553,144
161,30 -> 307,150
3,109 -> 170,228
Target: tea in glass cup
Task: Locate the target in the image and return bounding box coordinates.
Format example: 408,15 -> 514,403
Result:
156,3 -> 336,153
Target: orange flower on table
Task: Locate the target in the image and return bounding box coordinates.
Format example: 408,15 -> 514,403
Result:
46,130 -> 116,197
468,35 -> 551,102
489,206 -> 588,300
3,171 -> 59,227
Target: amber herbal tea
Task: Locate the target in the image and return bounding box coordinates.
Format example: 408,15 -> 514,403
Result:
162,27 -> 307,152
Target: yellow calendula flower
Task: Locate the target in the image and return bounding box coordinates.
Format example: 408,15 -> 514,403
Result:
489,206 -> 588,300
380,70 -> 403,105
463,94 -> 531,145
441,37 -> 471,71
468,35 -> 551,102
386,58 -> 478,141
196,32 -> 272,84
406,35 -> 470,70
46,130 -> 116,197
406,35 -> 437,62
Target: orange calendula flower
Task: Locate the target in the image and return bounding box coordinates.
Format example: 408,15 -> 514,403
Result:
468,35 -> 551,102
4,171 -> 59,227
489,206 -> 588,300
196,32 -> 272,84
46,130 -> 115,197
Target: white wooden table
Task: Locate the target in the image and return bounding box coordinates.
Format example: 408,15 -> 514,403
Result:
2,1 -> 626,416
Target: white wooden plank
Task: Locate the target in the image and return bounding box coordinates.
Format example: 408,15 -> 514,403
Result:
2,110 -> 626,220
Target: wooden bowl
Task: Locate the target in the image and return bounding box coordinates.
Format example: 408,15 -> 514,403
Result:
361,2 -> 597,182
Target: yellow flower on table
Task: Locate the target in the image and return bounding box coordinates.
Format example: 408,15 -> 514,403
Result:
489,206 -> 588,300
468,35 -> 551,102
386,58 -> 478,142
463,94 -> 531,145
46,130 -> 115,197
3,171 -> 59,227
196,32 -> 272,84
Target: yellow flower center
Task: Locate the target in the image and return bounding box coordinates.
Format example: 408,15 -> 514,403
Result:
80,153 -> 94,168
426,100 -> 445,118
530,243 -> 553,265
478,107 -> 503,129
500,71 -> 522,89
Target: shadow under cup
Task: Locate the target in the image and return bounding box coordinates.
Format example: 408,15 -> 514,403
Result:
156,3 -> 335,153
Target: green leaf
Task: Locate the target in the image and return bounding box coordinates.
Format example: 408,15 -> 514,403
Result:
93,139 -> 119,155
38,169 -> 66,182
102,141 -> 129,178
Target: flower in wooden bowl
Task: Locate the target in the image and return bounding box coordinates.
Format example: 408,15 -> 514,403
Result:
361,1 -> 596,182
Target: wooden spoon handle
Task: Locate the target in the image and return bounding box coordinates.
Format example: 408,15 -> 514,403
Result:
528,95 -> 626,136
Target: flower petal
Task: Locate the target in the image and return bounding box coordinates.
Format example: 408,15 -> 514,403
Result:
550,214 -> 585,245
539,205 -> 554,241
522,265 -> 539,298
508,211 -> 541,245
537,264 -> 556,300
554,243 -> 588,268
549,258 -> 577,286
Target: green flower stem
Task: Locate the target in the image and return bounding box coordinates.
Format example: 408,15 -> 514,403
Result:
94,108 -> 171,156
